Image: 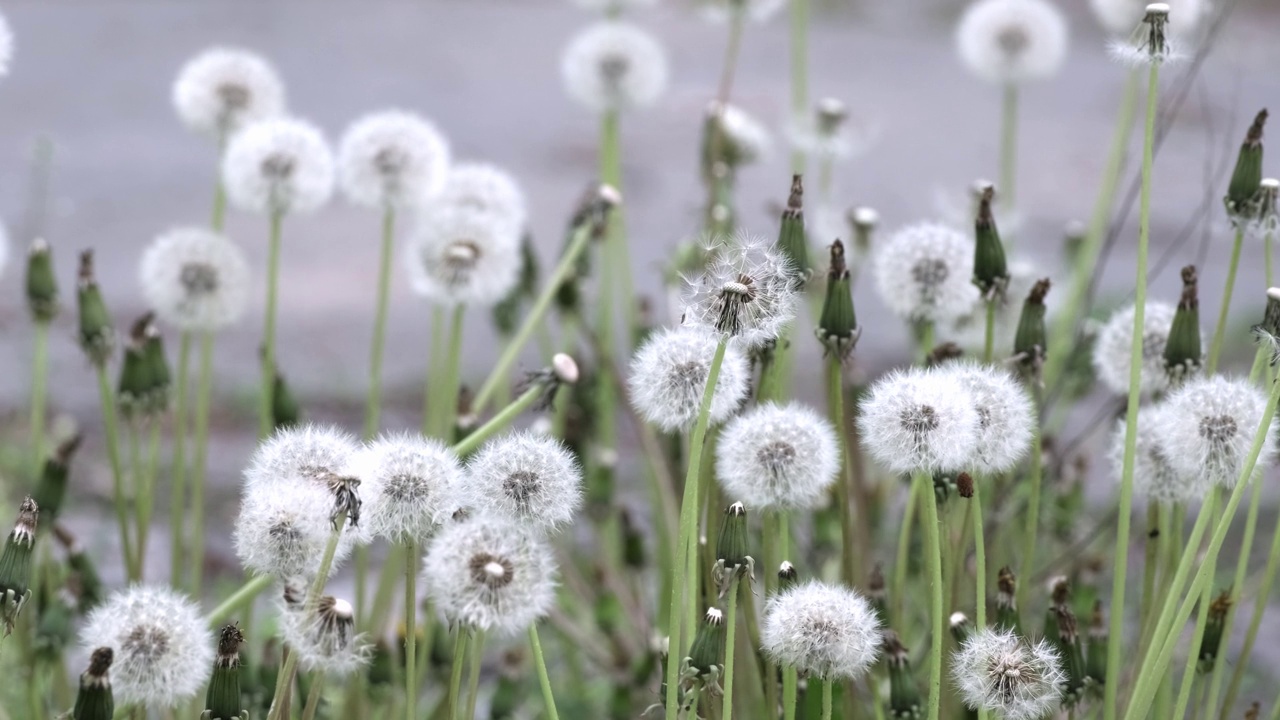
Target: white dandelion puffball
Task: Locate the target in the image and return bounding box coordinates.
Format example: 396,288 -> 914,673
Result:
858,367 -> 981,474
716,402 -> 840,510
712,102 -> 773,165
172,47 -> 284,136
1110,406 -> 1205,504
1153,376 -> 1277,490
405,207 -> 522,307
279,595 -> 370,678
944,363 -> 1035,474
956,0 -> 1069,85
234,480 -> 360,580
436,162 -> 528,235
0,12 -> 11,77
699,0 -> 788,24
80,586 -> 214,708
761,581 -> 882,680
952,628 -> 1066,720
138,227 -> 250,333
337,110 -> 451,209
561,21 -> 668,113
1092,301 -> 1183,396
355,432 -> 464,545
222,117 -> 335,215
244,424 -> 361,494
422,514 -> 558,637
873,222 -> 981,325
628,326 -> 751,432
681,232 -> 800,349
462,432 -> 583,530
1090,0 -> 1204,36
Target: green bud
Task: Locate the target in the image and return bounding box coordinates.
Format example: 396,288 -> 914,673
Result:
867,563 -> 888,624
775,175 -> 809,279
686,607 -> 725,677
1013,279 -> 1051,374
1252,288 -> 1280,365
25,238 -> 59,324
883,630 -> 923,720
817,240 -> 859,358
972,185 -> 1009,298
76,251 -> 115,367
116,319 -> 152,421
142,320 -> 173,415
1196,590 -> 1233,674
205,624 -> 247,720
32,434 -> 81,524
715,502 -> 750,571
994,566 -> 1022,637
272,365 -> 302,431
72,647 -> 115,720
0,497 -> 38,635
777,561 -> 798,591
1225,109 -> 1267,219
64,537 -> 104,612
1042,576 -> 1071,641
1164,265 -> 1202,382
1086,600 -> 1108,693
1051,606 -> 1088,706
34,590 -> 76,660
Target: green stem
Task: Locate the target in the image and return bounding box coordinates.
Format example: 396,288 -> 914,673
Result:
983,300 -> 997,364
1017,423 -> 1042,611
918,472 -> 944,720
789,0 -> 809,175
135,419 -> 162,578
1139,503 -> 1160,646
999,84 -> 1018,219
1220,486 -> 1280,719
205,573 -> 274,626
1201,480 -> 1254,719
96,366 -> 136,580
404,541 -> 417,720
827,357 -> 857,586
465,629 -> 486,720
973,482 -> 988,628
363,545 -> 405,635
169,332 -> 192,587
918,321 -> 935,364
437,304 -> 467,439
259,210 -> 284,439
894,476 -> 920,628
783,667 -> 798,720
447,629 -> 468,720
364,206 -> 397,440
211,130 -> 228,232
29,322 -> 49,477
1267,229 -> 1275,289
665,338 -> 729,720
1170,495 -> 1220,720
530,625 -> 560,720
451,384 -> 542,457
722,576 -> 740,720
424,305 -> 445,434
1104,62 -> 1160,720
821,679 -> 833,720
1206,227 -> 1245,373
189,332 -> 215,597
300,673 -> 325,720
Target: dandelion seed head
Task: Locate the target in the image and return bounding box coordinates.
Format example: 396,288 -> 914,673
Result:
1153,376 -> 1277,490
956,0 -> 1068,85
421,515 -> 557,637
355,433 -> 464,546
436,162 -> 528,236
337,110 -> 451,209
788,99 -> 878,164
709,102 -> 773,166
1090,0 -> 1204,37
461,432 -> 583,530
139,227 -> 250,333
942,363 -> 1035,474
628,326 -> 751,432
234,480 -> 360,580
716,402 -> 840,511
1093,301 -> 1184,396
80,586 -> 213,708
222,117 -> 335,215
279,594 -> 371,678
681,232 -> 799,349
172,47 -> 284,136
948,258 -> 1039,350
1110,406 -> 1206,504
561,21 -> 668,113
405,207 -> 521,307
952,628 -> 1066,720
244,424 -> 361,494
857,367 -> 981,474
1106,2 -> 1182,66
761,581 -> 882,680
873,222 -> 981,325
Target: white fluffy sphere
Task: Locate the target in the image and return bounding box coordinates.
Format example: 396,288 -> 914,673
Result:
944,363 -> 1036,474
761,581 -> 882,680
873,222 -> 981,325
405,206 -> 522,307
857,367 -> 981,474
139,227 -> 251,333
355,433 -> 465,546
435,162 -> 528,236
628,326 -> 751,432
1110,406 -> 1206,504
956,0 -> 1069,85
233,480 -> 360,581
681,232 -> 800,349
461,432 -> 583,530
172,47 -> 285,137
1092,301 -> 1182,396
337,110 -> 451,209
952,628 -> 1066,720
1153,376 -> 1278,490
222,117 -> 335,215
561,21 -> 668,113
716,402 -> 840,511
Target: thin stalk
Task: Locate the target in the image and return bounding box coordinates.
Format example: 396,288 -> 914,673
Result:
1139,503 -> 1160,645
821,680 -> 833,720
918,471 -> 944,720
135,419 -> 162,577
789,0 -> 809,175
783,667 -> 798,720
96,366 -> 136,580
29,322 -> 50,476
974,482 -> 988,627
300,674 -> 325,720
1016,423 -> 1043,611
827,357 -> 857,586
1202,478 -> 1262,718
894,476 -> 920,628
1000,84 -> 1019,220
211,130 -> 228,232
451,384 -> 542,457
1267,228 -> 1275,288
722,576 -> 740,720
447,630 -> 468,720
1206,227 -> 1245,373
363,206 -> 397,439
983,300 -> 997,364
205,573 -> 274,626
169,332 -> 192,587
1220,490 -> 1280,719
404,540 -> 417,720
189,332 -> 215,597
1104,62 -> 1160,720
258,210 -> 284,439
465,629 -> 486,720
437,304 -> 467,439
918,321 -> 935,363
530,625 -> 560,720
665,338 -> 730,720
1170,495 -> 1220,720
424,305 -> 445,434
364,545 -> 406,635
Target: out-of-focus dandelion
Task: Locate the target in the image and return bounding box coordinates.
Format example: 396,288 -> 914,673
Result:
1093,301 -> 1183,396
338,110 -> 452,210
873,222 -> 980,326
628,326 -> 751,432
222,117 -> 335,215
139,227 -> 251,333
1153,375 -> 1278,489
561,21 -> 668,114
172,47 -> 285,138
405,207 -> 523,307
956,0 -> 1068,85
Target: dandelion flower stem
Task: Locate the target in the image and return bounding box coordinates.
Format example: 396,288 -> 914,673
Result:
1206,226 -> 1245,373
169,332 -> 192,587
821,679 -> 833,720
1105,61 -> 1160,720
136,419 -> 162,577
893,475 -> 920,627
827,356 -> 857,585
189,332 -> 215,597
530,625 -> 560,720
789,0 -> 809,176
363,545 -> 405,635
363,206 -> 397,440
1170,496 -> 1220,720
973,481 -> 988,628
917,471 -> 944,720
205,573 -> 274,627
721,575 -> 740,720
999,83 -> 1018,221
300,674 -> 325,720
465,629 -> 486,720
403,540 -> 418,720
1220,482 -> 1280,719
424,305 -> 446,435
96,365 -> 136,580
1200,478 -> 1256,720
258,209 -> 284,439
447,629 -> 469,720
212,130 -> 229,232
451,383 -> 543,457
783,667 -> 798,720
1267,228 -> 1275,288
437,303 -> 467,439
1016,422 -> 1042,611
983,299 -> 997,364
28,322 -> 49,478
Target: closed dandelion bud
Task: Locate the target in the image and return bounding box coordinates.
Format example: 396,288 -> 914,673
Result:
1050,606 -> 1087,706
172,48 -> 285,138
116,318 -> 151,420
867,564 -> 888,623
35,590 -> 76,659
995,566 -> 1022,636
1252,287 -> 1280,364
1225,109 -> 1267,220
818,240 -> 860,358
1013,278 -> 1050,372
874,222 -> 980,326
1246,702 -> 1263,720
1086,600 -> 1107,691
25,238 -> 58,323
956,0 -> 1068,85
628,326 -> 751,433
76,250 -> 115,367
1153,376 -> 1277,490
1094,300 -> 1180,396
222,117 -> 335,215
32,434 -> 81,523
715,502 -> 752,589
204,624 -> 247,720
716,403 -> 840,511
775,175 -> 809,280
883,630 -> 923,719
1108,3 -> 1178,66
56,527 -> 104,611
682,232 -> 800,349
686,607 -> 725,676
1164,265 -> 1203,382
271,365 -> 301,430
972,186 -> 1009,299
702,102 -> 772,175
952,628 -> 1066,720
461,432 -> 583,531
141,320 -> 172,415
139,227 -> 251,334
762,581 -> 882,681
1196,590 -> 1232,673
73,648 -> 115,720
280,594 -> 371,677
858,367 -> 981,474
956,472 -> 975,498
778,561 -> 799,591
950,611 -> 974,644
0,497 -> 37,635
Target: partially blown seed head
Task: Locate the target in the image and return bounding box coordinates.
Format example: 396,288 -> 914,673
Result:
627,326 -> 751,432
172,47 -> 285,136
681,232 -> 799,349
279,594 -> 371,677
1090,0 -> 1204,36
139,227 -> 250,333
222,117 -> 335,215
337,110 -> 451,209
761,581 -> 882,680
858,367 -> 981,474
716,402 -> 840,511
956,0 -> 1069,85
461,432 -> 583,530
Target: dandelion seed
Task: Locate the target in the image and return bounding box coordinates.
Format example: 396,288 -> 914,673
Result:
956,0 -> 1069,85
761,581 -> 882,681
681,232 -> 799,349
337,110 -> 451,209
952,627 -> 1066,720
355,432 -> 464,545
1092,301 -> 1183,396
628,326 -> 751,432
873,222 -> 981,326
942,362 -> 1035,474
173,47 -> 284,137
461,432 -> 583,530
857,367 -> 981,474
80,586 -> 214,708
561,21 -> 668,113
139,227 -> 250,333
222,117 -> 335,215
405,207 -> 522,307
716,402 -> 840,511
279,591 -> 371,677
1107,3 -> 1181,66
1153,375 -> 1277,489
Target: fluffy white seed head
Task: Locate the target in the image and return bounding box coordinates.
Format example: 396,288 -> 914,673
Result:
561,21 -> 668,113
681,232 -> 800,349
698,0 -> 788,24
80,586 -> 214,708
172,47 -> 285,136
873,222 -> 981,325
1092,301 -> 1182,396
716,402 -> 840,510
436,162 -> 528,236
355,433 -> 464,546
0,13 -> 11,77
1090,0 -> 1203,36
138,227 -> 250,333
710,102 -> 773,165
1153,376 -> 1277,490
337,110 -> 451,209
234,479 -> 360,580
628,326 -> 751,432
461,432 -> 583,530
421,515 -> 558,637
858,367 -> 981,474
761,581 -> 882,680
222,117 -> 335,215
943,363 -> 1036,474
244,424 -> 361,495
956,0 -> 1069,85
1110,406 -> 1206,504
279,594 -> 371,677
405,207 -> 522,307
952,628 -> 1066,720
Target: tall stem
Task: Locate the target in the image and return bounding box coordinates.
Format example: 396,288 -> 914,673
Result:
96,366 -> 135,580
1104,62 -> 1160,720
363,206 -> 397,440
722,576 -> 740,720
1017,422 -> 1043,611
530,625 -> 561,720
1170,496 -> 1220,720
1206,227 -> 1245,373
258,210 -> 284,439
1220,488 -> 1280,719
135,419 -> 162,577
1202,479 -> 1262,718
1267,229 -> 1275,288
29,322 -> 49,477
827,357 -> 857,585
465,629 -> 486,720
189,332 -> 215,597
893,476 -> 920,628
451,384 -> 543,457
437,304 -> 467,439
447,630 -> 469,720
169,332 -> 192,587
789,0 -> 809,175
404,540 -> 418,720
999,84 -> 1019,221
973,482 -> 988,628
783,667 -> 798,720
205,573 -> 274,626
821,679 -> 833,720
918,472 -> 944,720
299,674 -> 325,720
